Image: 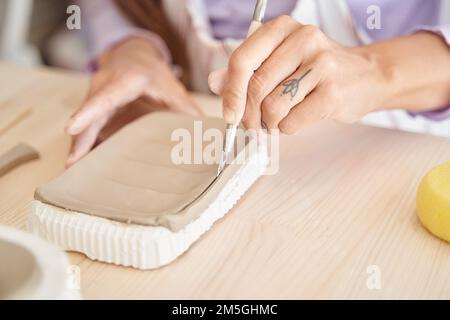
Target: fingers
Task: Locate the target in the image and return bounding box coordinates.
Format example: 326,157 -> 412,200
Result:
261,66 -> 319,129
243,50 -> 301,129
278,89 -> 331,135
66,73 -> 148,135
243,27 -> 323,129
163,86 -> 202,116
276,50 -> 343,134
149,85 -> 201,116
66,118 -> 108,167
165,94 -> 203,116
222,15 -> 299,124
142,70 -> 202,116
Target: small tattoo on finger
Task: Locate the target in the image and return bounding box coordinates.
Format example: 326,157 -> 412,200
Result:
281,69 -> 312,100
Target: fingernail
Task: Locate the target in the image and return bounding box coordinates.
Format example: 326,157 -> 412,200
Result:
65,160 -> 73,168
65,117 -> 78,132
223,108 -> 237,124
208,68 -> 227,96
208,74 -> 221,95
65,118 -> 74,131
66,152 -> 75,164
66,119 -> 83,135
65,159 -> 76,168
66,126 -> 77,135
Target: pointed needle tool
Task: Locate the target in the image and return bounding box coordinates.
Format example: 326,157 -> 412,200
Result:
217,0 -> 267,176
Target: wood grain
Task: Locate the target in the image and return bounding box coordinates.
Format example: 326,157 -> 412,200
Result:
0,104 -> 30,135
1,61 -> 450,299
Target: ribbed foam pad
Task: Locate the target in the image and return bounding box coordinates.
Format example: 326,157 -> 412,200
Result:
29,149 -> 268,270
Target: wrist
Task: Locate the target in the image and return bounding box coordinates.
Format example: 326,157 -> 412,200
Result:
354,33 -> 450,113
98,37 -> 164,68
361,45 -> 407,111
354,45 -> 400,112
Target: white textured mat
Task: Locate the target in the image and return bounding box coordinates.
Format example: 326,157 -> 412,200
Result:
29,148 -> 268,270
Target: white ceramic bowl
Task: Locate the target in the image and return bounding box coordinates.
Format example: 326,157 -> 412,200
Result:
0,225 -> 79,299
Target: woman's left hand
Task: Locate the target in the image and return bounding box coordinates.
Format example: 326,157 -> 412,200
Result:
209,15 -> 388,134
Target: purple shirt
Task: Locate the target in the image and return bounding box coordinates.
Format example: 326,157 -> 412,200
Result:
204,0 -> 298,40
205,0 -> 448,43
204,0 -> 450,121
347,0 -> 441,41
80,0 -> 450,120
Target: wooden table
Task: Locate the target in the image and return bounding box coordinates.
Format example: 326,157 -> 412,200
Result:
1,61 -> 450,299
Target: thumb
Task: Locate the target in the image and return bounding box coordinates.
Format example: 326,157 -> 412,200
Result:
208,68 -> 227,96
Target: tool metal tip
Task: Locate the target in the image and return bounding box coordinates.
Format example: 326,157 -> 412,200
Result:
253,0 -> 268,22
216,159 -> 226,177
217,124 -> 238,177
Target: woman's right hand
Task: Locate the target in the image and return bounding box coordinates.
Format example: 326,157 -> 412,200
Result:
65,37 -> 201,166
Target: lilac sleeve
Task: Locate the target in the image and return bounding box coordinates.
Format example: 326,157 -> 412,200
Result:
412,25 -> 450,46
78,0 -> 171,64
409,24 -> 450,121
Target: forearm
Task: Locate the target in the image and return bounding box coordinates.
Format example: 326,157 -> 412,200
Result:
359,32 -> 450,112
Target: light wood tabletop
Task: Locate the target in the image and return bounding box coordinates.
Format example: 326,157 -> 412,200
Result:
1,61 -> 450,299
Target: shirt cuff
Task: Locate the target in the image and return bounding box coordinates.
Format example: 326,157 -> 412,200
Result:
410,25 -> 450,45
409,107 -> 450,122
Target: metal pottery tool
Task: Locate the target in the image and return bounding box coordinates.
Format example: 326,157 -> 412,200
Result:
217,0 -> 268,176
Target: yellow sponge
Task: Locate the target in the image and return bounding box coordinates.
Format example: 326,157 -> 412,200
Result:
417,161 -> 450,242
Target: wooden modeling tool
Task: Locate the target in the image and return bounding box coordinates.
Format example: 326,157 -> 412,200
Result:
0,143 -> 40,177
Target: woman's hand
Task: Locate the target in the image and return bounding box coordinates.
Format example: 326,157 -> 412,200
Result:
209,15 -> 389,134
65,37 -> 201,166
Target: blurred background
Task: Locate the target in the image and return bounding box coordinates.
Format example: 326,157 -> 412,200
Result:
0,0 -> 87,70
1,0 -> 449,137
